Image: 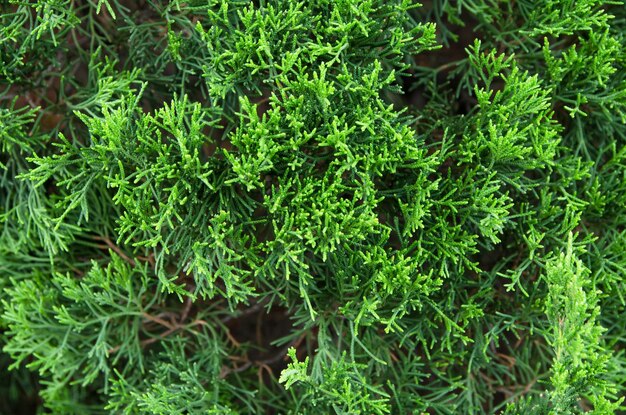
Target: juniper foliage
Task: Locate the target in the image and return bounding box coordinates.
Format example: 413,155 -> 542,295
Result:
1,0 -> 625,413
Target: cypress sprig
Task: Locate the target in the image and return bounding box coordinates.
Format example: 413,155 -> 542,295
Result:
1,0 -> 626,413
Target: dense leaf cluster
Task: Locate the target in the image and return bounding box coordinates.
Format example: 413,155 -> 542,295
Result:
1,0 -> 625,413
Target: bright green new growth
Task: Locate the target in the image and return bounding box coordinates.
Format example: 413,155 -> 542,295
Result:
545,237 -> 619,414
1,0 -> 625,414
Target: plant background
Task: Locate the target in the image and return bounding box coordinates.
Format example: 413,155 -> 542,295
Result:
1,0 -> 625,414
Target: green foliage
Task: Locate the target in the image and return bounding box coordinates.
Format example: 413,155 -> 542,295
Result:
544,236 -> 621,414
280,347 -> 390,414
1,0 -> 626,413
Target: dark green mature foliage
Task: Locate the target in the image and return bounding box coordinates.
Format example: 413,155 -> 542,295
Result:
1,0 -> 625,413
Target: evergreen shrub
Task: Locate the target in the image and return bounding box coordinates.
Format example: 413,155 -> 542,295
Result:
1,0 -> 625,413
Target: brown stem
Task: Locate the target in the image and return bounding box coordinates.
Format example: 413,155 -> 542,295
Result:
142,312 -> 176,330
92,235 -> 136,266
